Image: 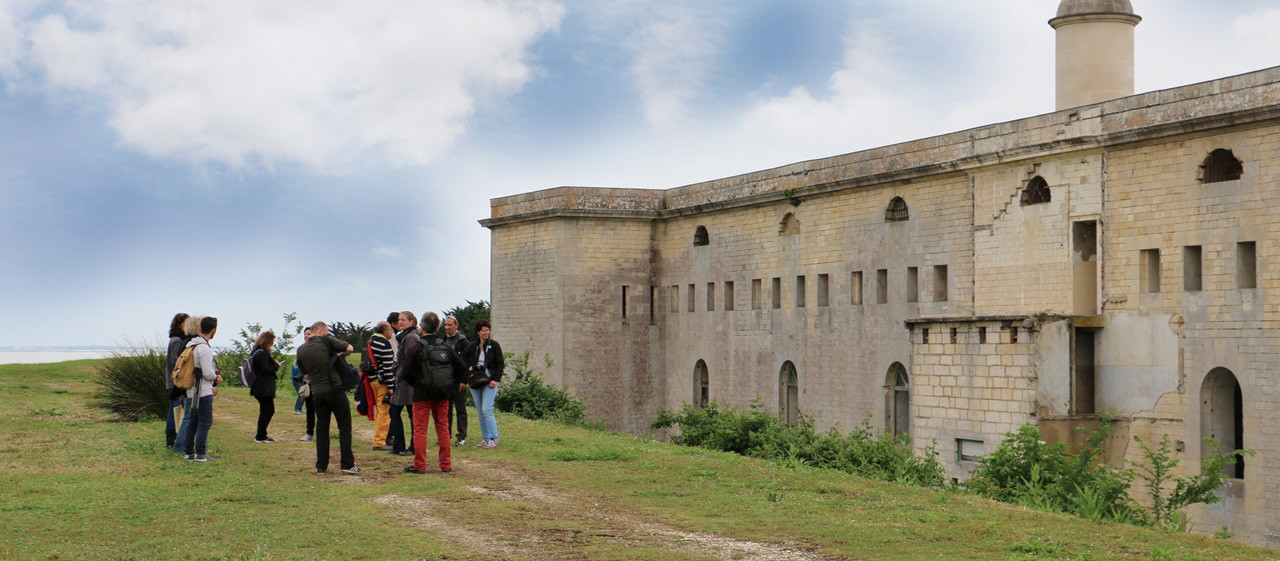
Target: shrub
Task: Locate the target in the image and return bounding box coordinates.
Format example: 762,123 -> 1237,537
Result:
651,398 -> 946,488
493,350 -> 590,426
91,342 -> 170,422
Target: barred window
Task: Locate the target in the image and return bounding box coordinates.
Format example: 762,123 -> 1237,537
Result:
1201,149 -> 1243,183
885,197 -> 909,222
1020,176 -> 1051,205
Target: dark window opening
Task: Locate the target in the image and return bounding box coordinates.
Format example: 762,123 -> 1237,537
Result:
780,362 -> 799,424
979,326 -> 987,344
694,225 -> 709,246
695,360 -> 709,409
950,328 -> 958,345
1201,149 -> 1243,183
922,328 -> 929,344
885,197 -> 909,222
1020,176 -> 1051,205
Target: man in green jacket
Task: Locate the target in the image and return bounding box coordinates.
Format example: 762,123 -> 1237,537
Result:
296,322 -> 358,474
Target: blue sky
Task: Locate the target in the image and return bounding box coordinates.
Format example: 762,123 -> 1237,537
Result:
1,0 -> 1277,348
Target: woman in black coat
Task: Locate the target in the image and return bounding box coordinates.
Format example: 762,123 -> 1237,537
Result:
249,331 -> 281,443
463,319 -> 504,448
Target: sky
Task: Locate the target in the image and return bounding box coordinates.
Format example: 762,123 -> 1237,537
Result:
1,0 -> 1278,348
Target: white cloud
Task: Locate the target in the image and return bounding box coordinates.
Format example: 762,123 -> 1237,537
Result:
622,4 -> 726,128
373,245 -> 400,259
9,0 -> 564,169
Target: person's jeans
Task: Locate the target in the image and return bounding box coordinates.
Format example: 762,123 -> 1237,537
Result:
173,397 -> 193,453
448,383 -> 468,441
312,388 -> 355,472
388,402 -> 414,454
181,395 -> 214,456
470,385 -> 498,441
291,377 -> 306,412
412,400 -> 451,472
254,395 -> 275,440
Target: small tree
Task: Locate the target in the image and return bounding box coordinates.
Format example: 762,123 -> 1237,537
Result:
328,321 -> 373,350
1129,435 -> 1253,531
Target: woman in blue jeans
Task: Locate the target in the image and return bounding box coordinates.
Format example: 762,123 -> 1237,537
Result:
463,319 -> 504,448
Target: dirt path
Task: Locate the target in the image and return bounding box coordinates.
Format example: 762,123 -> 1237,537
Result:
218,393 -> 833,561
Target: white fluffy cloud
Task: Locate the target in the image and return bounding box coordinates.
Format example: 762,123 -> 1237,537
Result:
7,0 -> 563,169
622,4 -> 726,128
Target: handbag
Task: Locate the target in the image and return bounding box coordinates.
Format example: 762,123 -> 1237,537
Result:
467,368 -> 490,388
297,381 -> 311,399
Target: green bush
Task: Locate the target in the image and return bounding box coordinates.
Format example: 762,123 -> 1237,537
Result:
651,398 -> 946,488
966,417 -> 1249,529
493,350 -> 591,426
91,343 -> 170,422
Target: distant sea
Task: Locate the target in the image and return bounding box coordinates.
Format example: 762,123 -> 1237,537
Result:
0,350 -> 116,365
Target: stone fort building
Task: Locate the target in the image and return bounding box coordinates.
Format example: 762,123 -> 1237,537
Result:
482,1 -> 1280,545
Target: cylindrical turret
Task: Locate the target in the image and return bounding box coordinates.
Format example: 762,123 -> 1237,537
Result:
1050,0 -> 1141,110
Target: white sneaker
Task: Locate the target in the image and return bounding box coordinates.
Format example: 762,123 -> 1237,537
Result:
300,434 -> 313,442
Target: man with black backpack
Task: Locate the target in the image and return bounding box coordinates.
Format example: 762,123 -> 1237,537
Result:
404,312 -> 467,474
296,321 -> 359,475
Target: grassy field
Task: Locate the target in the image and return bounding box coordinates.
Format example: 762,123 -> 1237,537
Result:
1,359 -> 1277,561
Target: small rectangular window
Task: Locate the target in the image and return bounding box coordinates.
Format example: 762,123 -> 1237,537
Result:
707,282 -> 715,312
621,285 -> 628,320
950,328 -> 958,345
796,276 -> 806,308
979,327 -> 987,344
725,281 -> 735,311
752,279 -> 762,310
1010,326 -> 1019,344
670,285 -> 679,313
1238,241 -> 1257,289
1140,249 -> 1161,293
907,267 -> 919,303
772,277 -> 782,309
1183,246 -> 1202,292
934,265 -> 948,302
922,328 -> 929,344
851,271 -> 863,305
876,269 -> 888,304
688,284 -> 696,313
957,439 -> 985,462
817,274 -> 829,307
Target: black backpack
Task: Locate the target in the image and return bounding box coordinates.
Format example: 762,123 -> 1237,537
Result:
416,343 -> 455,399
331,354 -> 361,391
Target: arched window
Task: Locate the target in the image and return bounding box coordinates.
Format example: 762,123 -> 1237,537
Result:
1201,368 -> 1244,478
887,363 -> 910,441
1020,176 -> 1051,206
694,360 -> 709,409
885,197 -> 909,222
1201,149 -> 1243,183
779,213 -> 800,236
694,225 -> 709,246
779,362 -> 799,424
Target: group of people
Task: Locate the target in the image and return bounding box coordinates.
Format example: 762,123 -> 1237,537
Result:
163,310 -> 505,475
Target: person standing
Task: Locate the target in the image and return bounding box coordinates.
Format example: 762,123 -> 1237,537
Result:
164,312 -> 190,450
249,331 -> 281,443
182,316 -> 222,462
463,319 -> 504,449
387,311 -> 417,456
296,321 -> 359,474
173,314 -> 201,454
291,326 -> 312,416
367,321 -> 396,451
405,312 -> 467,474
441,316 -> 471,446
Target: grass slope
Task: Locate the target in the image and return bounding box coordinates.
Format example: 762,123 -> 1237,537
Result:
0,360 -> 1275,561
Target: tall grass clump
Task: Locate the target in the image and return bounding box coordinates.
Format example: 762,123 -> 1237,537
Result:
91,342 -> 169,421
652,399 -> 947,488
494,350 -> 594,427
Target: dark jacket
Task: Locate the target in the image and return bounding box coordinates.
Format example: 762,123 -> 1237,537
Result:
249,348 -> 279,398
165,329 -> 190,391
412,335 -> 468,402
441,332 -> 471,357
463,338 -> 505,383
391,330 -> 422,407
296,334 -> 350,394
